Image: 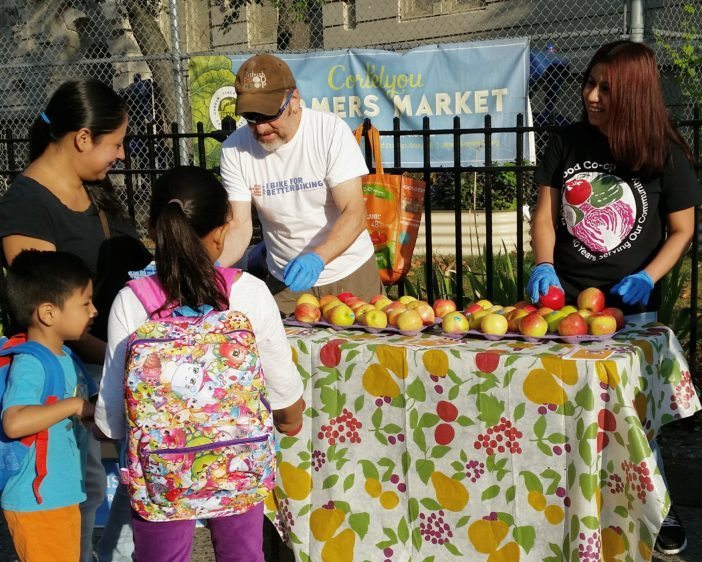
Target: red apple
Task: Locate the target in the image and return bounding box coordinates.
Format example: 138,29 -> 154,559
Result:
433,299 -> 457,319
601,307 -> 625,331
369,294 -> 388,305
410,301 -> 436,325
337,292 -> 356,304
518,312 -> 548,337
588,313 -> 617,335
396,310 -> 423,332
538,286 -> 565,310
514,301 -> 538,313
506,308 -> 530,332
464,302 -> 483,315
577,287 -> 606,313
537,306 -> 554,317
294,303 -> 321,323
558,312 -> 588,336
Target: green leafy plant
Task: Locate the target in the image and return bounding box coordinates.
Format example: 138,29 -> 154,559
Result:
659,257 -> 691,343
656,3 -> 702,105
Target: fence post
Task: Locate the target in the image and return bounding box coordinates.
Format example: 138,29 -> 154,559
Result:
422,116 -> 434,304
453,115 -> 464,307
484,115 -> 494,301
196,122 -> 207,168
171,122 -> 181,167
393,117 -> 406,297
515,113 -> 525,301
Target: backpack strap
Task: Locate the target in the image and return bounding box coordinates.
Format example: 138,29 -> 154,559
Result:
0,339 -> 66,504
127,267 -> 242,319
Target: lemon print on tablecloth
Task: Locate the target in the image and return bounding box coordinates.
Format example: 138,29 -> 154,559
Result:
279,461 -> 312,501
468,518 -> 509,553
488,541 -> 520,562
596,360 -> 620,388
431,471 -> 468,511
544,504 -> 564,524
310,504 -> 345,542
362,363 -> 401,398
523,354 -> 580,405
364,477 -> 382,498
602,526 -> 626,562
379,490 -> 400,509
376,344 -> 408,379
321,528 -> 355,562
422,349 -> 449,377
527,490 -> 546,511
523,368 -> 567,405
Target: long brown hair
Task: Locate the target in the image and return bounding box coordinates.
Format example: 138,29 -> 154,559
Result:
581,41 -> 693,177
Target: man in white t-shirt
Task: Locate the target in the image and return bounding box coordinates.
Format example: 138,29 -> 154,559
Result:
219,53 -> 384,314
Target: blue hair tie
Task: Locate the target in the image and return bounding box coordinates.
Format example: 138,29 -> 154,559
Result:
39,111 -> 51,125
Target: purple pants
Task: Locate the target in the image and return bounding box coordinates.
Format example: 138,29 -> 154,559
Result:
131,502 -> 264,562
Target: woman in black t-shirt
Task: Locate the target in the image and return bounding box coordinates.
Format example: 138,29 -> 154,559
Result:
0,79 -> 151,562
528,41 -> 701,556
529,41 -> 700,314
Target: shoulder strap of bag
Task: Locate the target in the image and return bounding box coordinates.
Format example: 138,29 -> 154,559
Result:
0,338 -> 66,504
353,122 -> 384,175
127,267 -> 242,319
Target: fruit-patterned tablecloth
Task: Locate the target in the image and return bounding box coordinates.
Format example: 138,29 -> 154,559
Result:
264,321 -> 700,562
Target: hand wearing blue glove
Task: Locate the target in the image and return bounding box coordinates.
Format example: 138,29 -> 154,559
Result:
526,263 -> 563,304
283,253 -> 325,292
610,270 -> 654,305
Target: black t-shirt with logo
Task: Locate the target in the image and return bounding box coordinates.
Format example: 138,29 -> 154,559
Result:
535,122 -> 702,314
0,175 -> 152,339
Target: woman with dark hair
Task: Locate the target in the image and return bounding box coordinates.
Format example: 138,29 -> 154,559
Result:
528,41 -> 701,555
0,78 -> 151,561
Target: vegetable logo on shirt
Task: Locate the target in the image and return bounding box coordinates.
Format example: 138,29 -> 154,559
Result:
562,172 -> 636,253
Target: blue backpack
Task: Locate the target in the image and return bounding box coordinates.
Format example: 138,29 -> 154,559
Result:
0,335 -> 70,503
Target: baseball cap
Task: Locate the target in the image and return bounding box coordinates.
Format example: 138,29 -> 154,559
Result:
234,54 -> 296,117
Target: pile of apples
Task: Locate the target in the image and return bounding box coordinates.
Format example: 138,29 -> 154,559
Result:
433,286 -> 625,338
294,292 -> 437,332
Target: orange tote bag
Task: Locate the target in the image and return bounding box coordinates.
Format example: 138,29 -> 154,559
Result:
354,123 -> 426,286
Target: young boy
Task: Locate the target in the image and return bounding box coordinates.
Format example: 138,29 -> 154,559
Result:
2,250 -> 97,561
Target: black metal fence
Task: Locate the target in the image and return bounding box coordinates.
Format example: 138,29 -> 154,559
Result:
1,114 -> 700,376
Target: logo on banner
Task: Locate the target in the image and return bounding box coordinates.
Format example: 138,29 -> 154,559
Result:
209,86 -> 241,130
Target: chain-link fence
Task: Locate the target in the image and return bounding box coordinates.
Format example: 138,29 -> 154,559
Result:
0,0 -> 700,224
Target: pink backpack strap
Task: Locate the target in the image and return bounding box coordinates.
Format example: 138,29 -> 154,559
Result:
127,267 -> 241,319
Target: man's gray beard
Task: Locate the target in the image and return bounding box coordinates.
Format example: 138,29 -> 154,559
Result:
257,137 -> 284,152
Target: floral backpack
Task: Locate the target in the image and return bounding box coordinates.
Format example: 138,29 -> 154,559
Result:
124,267 -> 275,522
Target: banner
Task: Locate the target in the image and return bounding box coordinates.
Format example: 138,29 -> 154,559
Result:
189,38 -> 529,168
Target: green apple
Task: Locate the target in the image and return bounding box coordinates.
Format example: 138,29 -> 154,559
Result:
328,303 -> 355,327
480,313 -> 508,335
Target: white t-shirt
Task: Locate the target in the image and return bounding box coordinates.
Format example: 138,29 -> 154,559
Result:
94,273 -> 304,440
221,108 -> 374,284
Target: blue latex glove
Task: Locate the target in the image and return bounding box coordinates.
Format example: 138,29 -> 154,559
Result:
527,263 -> 563,303
283,253 -> 325,292
610,270 -> 654,305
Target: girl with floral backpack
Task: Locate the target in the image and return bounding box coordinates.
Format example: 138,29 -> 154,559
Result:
94,166 -> 304,561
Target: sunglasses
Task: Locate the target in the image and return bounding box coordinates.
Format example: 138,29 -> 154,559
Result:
241,90 -> 295,125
